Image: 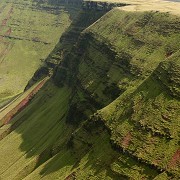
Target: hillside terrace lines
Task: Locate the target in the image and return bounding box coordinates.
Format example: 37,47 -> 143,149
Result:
0,5 -> 49,45
0,34 -> 50,44
0,77 -> 49,126
0,77 -> 49,140
0,93 -> 21,113
0,28 -> 13,64
0,79 -> 49,141
0,6 -> 13,63
0,1 -> 76,102
0,4 -> 6,31
0,5 -> 13,38
0,41 -> 13,64
121,132 -> 132,148
0,6 -> 13,31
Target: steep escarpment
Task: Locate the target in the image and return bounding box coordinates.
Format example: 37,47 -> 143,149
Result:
0,5 -> 179,180
25,6 -> 106,89
96,57 -> 180,178
0,0 -> 82,106
52,9 -> 180,179
53,9 -> 180,126
0,5 -> 107,180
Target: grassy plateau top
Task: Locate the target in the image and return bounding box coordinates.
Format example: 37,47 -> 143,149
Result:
85,0 -> 180,15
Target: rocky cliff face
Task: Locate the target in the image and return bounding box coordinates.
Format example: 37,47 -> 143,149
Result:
0,2 -> 179,180
0,0 -> 83,105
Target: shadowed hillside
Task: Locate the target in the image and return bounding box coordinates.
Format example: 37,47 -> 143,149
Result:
0,0 -> 82,107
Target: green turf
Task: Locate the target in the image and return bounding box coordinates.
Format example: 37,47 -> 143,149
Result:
0,81 -> 73,179
0,0 -> 77,102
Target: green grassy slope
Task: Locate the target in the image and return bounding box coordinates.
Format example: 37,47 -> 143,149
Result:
0,7 -> 179,180
97,54 -> 180,178
78,10 -> 179,178
0,6 -> 108,179
0,0 -> 79,104
0,81 -> 73,179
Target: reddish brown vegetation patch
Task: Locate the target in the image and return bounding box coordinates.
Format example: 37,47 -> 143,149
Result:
152,159 -> 161,166
0,6 -> 13,33
122,132 -> 132,148
5,28 -> 11,36
168,149 -> 180,169
2,19 -> 8,26
65,172 -> 76,180
1,78 -> 48,125
1,6 -> 13,27
0,6 -> 14,62
0,42 -> 13,64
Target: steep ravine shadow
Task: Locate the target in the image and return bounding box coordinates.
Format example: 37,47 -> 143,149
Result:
2,5 -> 179,179
25,2 -> 106,89
1,4 -> 108,179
